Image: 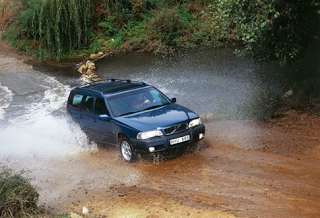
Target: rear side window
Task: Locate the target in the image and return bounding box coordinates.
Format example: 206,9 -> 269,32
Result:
94,97 -> 109,116
69,93 -> 83,111
82,95 -> 94,114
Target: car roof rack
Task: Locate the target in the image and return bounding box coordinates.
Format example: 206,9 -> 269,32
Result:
85,78 -> 132,85
78,78 -> 147,94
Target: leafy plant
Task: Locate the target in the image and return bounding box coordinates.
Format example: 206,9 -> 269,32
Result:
211,0 -> 320,65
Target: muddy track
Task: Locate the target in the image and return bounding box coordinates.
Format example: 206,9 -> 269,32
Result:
55,120 -> 320,218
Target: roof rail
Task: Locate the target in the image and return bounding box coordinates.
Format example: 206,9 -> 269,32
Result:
83,78 -> 133,85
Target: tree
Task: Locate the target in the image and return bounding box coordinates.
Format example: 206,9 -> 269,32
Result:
214,0 -> 320,64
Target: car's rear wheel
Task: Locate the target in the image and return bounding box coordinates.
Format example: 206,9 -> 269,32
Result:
120,137 -> 135,162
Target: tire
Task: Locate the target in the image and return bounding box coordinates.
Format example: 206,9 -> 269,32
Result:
120,137 -> 136,163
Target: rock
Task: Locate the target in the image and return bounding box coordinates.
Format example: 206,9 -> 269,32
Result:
86,60 -> 96,70
90,52 -> 104,60
85,69 -> 94,76
90,54 -> 99,59
70,212 -> 83,218
82,206 -> 89,215
206,113 -> 214,121
77,64 -> 86,74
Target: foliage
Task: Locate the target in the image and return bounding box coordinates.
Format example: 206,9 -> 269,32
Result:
0,165 -> 39,218
211,0 -> 320,64
37,0 -> 91,59
3,0 -> 320,61
3,0 -> 91,60
146,7 -> 183,50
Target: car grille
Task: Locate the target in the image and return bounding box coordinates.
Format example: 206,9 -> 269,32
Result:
164,123 -> 188,135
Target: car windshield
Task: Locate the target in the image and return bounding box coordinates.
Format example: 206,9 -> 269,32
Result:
108,87 -> 171,117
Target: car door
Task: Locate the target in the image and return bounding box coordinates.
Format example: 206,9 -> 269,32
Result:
79,95 -> 99,140
92,97 -> 117,145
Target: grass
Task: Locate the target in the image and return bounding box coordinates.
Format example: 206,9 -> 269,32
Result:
0,164 -> 74,218
0,164 -> 39,217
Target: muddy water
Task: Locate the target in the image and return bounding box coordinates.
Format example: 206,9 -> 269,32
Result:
95,48 -> 287,116
1,46 -> 320,218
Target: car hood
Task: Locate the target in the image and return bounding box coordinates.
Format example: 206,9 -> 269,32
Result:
115,103 -> 198,132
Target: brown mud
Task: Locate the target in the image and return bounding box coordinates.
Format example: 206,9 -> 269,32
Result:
1,30 -> 320,218
60,118 -> 320,218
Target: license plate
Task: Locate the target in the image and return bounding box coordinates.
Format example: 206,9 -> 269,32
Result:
170,135 -> 190,145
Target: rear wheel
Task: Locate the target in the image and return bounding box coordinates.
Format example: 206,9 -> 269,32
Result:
120,137 -> 135,163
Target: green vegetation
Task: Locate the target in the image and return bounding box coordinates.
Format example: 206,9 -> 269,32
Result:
3,0 -> 318,61
3,0 -> 91,59
213,0 -> 320,65
0,165 -> 39,218
0,164 -> 71,218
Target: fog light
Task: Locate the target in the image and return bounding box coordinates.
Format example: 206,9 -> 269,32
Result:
149,147 -> 155,152
199,133 -> 204,140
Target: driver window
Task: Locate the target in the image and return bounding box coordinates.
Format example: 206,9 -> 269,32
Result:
94,97 -> 109,116
82,95 -> 94,114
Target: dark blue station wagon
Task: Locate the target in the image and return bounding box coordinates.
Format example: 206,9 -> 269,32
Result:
67,79 -> 205,162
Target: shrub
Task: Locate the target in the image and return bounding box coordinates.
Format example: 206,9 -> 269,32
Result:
146,7 -> 184,47
0,165 -> 39,218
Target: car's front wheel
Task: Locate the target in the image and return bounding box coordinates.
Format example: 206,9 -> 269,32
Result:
120,137 -> 135,163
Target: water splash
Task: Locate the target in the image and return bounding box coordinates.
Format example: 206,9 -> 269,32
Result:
0,83 -> 13,120
0,76 -> 97,159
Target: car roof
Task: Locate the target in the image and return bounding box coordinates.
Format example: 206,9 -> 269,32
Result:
73,79 -> 151,97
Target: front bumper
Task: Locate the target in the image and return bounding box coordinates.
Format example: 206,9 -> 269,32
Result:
130,124 -> 205,154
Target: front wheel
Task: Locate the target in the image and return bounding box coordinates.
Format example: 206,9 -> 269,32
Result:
120,138 -> 136,163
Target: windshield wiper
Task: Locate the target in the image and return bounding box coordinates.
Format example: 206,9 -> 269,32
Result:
143,103 -> 169,111
119,103 -> 170,116
118,111 -> 136,116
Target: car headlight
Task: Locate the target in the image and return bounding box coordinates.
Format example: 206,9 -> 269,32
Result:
189,118 -> 202,128
137,130 -> 163,139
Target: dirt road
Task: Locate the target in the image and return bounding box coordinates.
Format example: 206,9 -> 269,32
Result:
57,117 -> 319,218
1,33 -> 319,218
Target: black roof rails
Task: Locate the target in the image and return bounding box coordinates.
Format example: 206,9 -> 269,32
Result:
86,78 -> 132,85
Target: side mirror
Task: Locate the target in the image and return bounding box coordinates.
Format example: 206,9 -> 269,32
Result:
99,114 -> 110,121
171,97 -> 177,103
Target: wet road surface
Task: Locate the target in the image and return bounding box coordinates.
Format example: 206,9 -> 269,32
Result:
54,119 -> 319,218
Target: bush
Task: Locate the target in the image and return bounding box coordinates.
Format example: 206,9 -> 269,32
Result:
0,165 -> 39,218
147,7 -> 183,46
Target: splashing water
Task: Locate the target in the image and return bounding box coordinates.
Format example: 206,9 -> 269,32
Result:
0,76 -> 97,159
0,72 -> 141,206
0,83 -> 13,120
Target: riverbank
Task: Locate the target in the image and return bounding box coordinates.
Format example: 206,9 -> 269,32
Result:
0,33 -> 31,73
